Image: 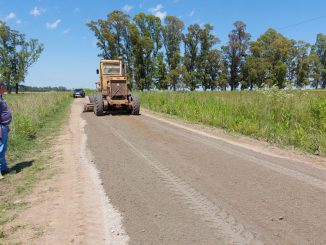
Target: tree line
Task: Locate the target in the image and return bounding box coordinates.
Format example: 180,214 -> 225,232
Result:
0,21 -> 44,93
87,10 -> 326,91
19,85 -> 68,92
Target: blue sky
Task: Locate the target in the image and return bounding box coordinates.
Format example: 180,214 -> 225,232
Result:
0,0 -> 325,89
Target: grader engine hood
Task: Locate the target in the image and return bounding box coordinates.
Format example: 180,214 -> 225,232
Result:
110,80 -> 128,98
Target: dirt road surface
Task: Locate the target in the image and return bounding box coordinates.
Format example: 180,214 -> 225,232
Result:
8,98 -> 326,244
82,98 -> 326,245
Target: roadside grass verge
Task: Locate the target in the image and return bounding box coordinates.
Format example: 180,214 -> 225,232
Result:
0,92 -> 73,236
139,89 -> 326,156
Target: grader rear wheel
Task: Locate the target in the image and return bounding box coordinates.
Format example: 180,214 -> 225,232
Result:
130,94 -> 140,115
94,94 -> 104,116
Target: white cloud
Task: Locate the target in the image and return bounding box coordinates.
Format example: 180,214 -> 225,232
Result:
6,12 -> 16,20
30,6 -> 45,16
73,7 -> 80,14
189,10 -> 195,17
149,4 -> 167,21
149,4 -> 163,13
62,28 -> 70,34
154,11 -> 167,20
16,19 -> 22,24
122,5 -> 133,13
46,19 -> 61,30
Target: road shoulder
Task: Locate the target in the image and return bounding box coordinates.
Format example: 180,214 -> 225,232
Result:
1,99 -> 128,244
141,108 -> 326,169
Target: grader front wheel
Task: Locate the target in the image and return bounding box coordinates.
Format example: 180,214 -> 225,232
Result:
88,94 -> 95,103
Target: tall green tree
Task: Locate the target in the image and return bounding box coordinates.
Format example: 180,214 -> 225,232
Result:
87,11 -> 134,80
166,66 -> 184,90
133,13 -> 162,90
241,55 -> 270,90
205,49 -> 222,90
128,22 -> 143,89
14,39 -> 44,93
248,28 -> 293,88
0,21 -> 43,93
285,40 -> 297,86
294,41 -> 311,88
309,45 -> 323,89
183,24 -> 202,91
198,24 -> 220,90
218,59 -> 229,90
222,21 -> 251,90
155,52 -> 168,90
0,21 -> 23,92
87,10 -> 131,59
162,16 -> 184,90
315,33 -> 326,88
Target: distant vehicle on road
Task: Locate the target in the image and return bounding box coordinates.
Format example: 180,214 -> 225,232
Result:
72,88 -> 85,98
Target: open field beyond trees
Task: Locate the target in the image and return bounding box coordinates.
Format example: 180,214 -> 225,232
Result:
139,89 -> 326,156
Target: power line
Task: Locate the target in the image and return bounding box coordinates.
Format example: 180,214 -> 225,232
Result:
279,14 -> 326,30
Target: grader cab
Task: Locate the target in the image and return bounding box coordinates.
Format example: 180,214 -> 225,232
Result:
85,58 -> 140,116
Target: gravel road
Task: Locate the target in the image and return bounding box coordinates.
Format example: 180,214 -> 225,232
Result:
82,103 -> 326,245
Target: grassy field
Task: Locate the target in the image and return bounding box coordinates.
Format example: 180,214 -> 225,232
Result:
139,89 -> 326,156
0,92 -> 73,236
6,92 -> 73,160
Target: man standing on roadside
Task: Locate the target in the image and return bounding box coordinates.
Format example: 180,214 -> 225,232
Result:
0,80 -> 12,179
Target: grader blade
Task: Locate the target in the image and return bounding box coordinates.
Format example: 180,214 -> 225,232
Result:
83,103 -> 94,112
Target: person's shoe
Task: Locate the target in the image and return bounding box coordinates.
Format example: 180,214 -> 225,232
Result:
1,167 -> 11,175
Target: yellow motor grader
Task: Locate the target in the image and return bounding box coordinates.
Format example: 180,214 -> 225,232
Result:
84,58 -> 140,116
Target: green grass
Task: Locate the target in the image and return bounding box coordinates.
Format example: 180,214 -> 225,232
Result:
0,92 -> 73,237
139,89 -> 326,156
83,88 -> 99,95
6,92 -> 73,160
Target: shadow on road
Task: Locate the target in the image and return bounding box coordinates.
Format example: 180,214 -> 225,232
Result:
106,110 -> 141,116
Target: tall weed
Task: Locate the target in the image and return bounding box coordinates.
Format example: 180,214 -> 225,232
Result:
4,92 -> 72,158
139,90 -> 326,156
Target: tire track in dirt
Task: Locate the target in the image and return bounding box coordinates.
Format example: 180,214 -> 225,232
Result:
109,125 -> 263,245
185,133 -> 326,191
